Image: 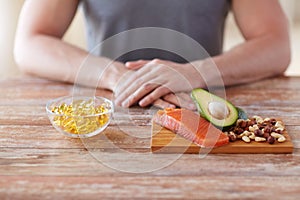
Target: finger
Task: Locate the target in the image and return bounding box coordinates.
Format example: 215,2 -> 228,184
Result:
152,99 -> 176,109
125,60 -> 149,70
176,92 -> 197,110
139,86 -> 171,107
115,61 -> 165,105
125,58 -> 172,70
115,74 -> 159,107
178,92 -> 194,102
163,93 -> 196,110
121,83 -> 160,108
126,58 -> 162,67
114,62 -> 154,96
163,93 -> 179,105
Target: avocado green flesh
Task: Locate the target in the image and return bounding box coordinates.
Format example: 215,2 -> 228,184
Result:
191,88 -> 238,128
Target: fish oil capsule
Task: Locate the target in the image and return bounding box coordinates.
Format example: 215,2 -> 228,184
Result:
51,99 -> 110,135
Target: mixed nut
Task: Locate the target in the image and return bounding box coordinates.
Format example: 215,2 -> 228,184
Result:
225,116 -> 286,144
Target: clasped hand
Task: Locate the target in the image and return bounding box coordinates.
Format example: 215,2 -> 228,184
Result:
114,59 -> 203,110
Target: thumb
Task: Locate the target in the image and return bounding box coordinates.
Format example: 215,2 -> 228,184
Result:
125,60 -> 149,70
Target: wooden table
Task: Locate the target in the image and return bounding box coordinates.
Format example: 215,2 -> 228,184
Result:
0,75 -> 300,199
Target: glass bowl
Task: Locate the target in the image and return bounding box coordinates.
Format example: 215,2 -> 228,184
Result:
46,96 -> 113,138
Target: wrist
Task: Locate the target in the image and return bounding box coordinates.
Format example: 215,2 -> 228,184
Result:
188,58 -> 223,89
98,60 -> 127,91
184,62 -> 206,89
95,57 -> 115,91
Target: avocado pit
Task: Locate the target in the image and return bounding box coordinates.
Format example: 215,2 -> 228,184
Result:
208,101 -> 230,120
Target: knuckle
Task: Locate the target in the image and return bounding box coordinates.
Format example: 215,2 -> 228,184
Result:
142,83 -> 153,90
145,94 -> 156,103
152,59 -> 161,64
158,86 -> 170,94
136,78 -> 144,85
150,87 -> 170,99
163,93 -> 173,100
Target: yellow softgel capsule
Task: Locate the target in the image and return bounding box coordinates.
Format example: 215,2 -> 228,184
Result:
51,99 -> 109,135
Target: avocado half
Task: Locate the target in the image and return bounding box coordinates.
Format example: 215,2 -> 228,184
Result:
191,88 -> 239,128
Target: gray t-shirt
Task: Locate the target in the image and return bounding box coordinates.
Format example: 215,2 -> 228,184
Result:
81,0 -> 230,63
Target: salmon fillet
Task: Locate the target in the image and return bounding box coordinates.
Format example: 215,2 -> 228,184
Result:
153,108 -> 229,147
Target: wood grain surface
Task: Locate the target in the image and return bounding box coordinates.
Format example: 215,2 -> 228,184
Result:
151,122 -> 294,154
1,75 -> 300,199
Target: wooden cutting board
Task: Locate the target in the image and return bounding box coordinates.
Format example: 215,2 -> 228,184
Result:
151,122 -> 294,154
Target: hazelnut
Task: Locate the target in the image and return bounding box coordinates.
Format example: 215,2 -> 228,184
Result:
228,132 -> 237,142
254,129 -> 264,137
263,132 -> 270,139
240,120 -> 247,128
234,128 -> 244,135
267,136 -> 275,144
248,119 -> 256,126
263,126 -> 272,134
270,118 -> 277,125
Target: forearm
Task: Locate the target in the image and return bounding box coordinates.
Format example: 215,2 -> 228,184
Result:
214,34 -> 290,86
14,34 -> 116,90
191,33 -> 290,88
